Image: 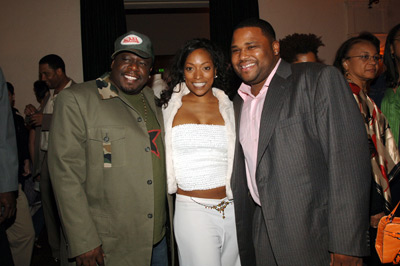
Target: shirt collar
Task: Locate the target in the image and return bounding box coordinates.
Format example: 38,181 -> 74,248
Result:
238,59 -> 281,99
64,79 -> 72,89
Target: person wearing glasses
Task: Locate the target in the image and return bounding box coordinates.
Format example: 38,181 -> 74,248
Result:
334,32 -> 400,266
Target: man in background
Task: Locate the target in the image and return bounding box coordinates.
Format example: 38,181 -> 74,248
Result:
279,33 -> 324,63
24,54 -> 74,264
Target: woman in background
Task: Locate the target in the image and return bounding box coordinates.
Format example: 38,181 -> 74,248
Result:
372,24 -> 400,217
158,38 -> 240,266
378,23 -> 400,216
371,24 -> 400,147
334,32 -> 400,265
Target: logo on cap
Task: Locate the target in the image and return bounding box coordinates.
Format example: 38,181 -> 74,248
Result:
121,34 -> 143,46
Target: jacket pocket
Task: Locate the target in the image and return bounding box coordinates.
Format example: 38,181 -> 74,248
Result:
277,112 -> 311,129
87,127 -> 126,168
90,210 -> 111,236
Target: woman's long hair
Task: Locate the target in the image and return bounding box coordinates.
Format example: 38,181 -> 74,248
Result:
383,24 -> 400,88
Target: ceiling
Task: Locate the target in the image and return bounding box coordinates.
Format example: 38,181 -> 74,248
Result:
124,0 -> 209,9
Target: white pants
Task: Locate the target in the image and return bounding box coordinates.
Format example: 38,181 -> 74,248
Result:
174,194 -> 241,266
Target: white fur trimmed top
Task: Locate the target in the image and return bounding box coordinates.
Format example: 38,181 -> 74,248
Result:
162,82 -> 235,199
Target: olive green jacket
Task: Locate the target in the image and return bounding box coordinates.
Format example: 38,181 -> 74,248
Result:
48,75 -> 174,265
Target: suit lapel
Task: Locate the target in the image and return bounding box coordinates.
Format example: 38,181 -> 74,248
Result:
232,95 -> 244,191
233,96 -> 243,137
256,61 -> 291,168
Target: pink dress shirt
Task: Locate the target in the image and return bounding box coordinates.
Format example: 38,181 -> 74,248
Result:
238,59 -> 281,205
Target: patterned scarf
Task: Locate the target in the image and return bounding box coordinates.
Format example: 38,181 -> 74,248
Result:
350,82 -> 400,212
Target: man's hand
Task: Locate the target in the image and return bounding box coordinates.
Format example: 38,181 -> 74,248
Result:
29,113 -> 43,127
24,104 -> 37,116
24,104 -> 42,126
23,159 -> 31,176
0,192 -> 16,224
330,253 -> 363,266
76,246 -> 105,266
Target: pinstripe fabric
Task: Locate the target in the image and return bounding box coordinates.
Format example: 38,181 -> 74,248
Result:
232,60 -> 372,265
253,206 -> 277,266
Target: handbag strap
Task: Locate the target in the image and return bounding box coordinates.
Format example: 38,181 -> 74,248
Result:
388,201 -> 400,221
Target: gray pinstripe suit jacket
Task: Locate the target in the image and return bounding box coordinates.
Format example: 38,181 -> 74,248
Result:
232,60 -> 371,265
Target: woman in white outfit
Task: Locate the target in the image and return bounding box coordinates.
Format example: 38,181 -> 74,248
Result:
158,38 -> 240,266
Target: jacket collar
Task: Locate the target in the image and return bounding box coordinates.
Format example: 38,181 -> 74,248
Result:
96,73 -> 120,99
95,72 -> 156,104
95,73 -> 163,133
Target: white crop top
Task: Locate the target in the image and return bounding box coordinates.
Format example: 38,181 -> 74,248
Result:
171,124 -> 228,191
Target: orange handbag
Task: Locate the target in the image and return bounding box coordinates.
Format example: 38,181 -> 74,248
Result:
375,202 -> 400,264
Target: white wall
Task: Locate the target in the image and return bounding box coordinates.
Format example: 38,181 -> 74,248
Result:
258,0 -> 348,65
0,0 -> 83,113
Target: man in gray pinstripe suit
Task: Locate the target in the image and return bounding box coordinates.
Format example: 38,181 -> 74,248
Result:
230,18 -> 371,266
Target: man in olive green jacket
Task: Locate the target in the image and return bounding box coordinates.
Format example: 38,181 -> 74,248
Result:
48,31 -> 174,266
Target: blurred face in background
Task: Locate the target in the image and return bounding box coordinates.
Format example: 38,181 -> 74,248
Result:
39,63 -> 62,90
342,40 -> 379,87
391,30 -> 400,65
294,52 -> 317,63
